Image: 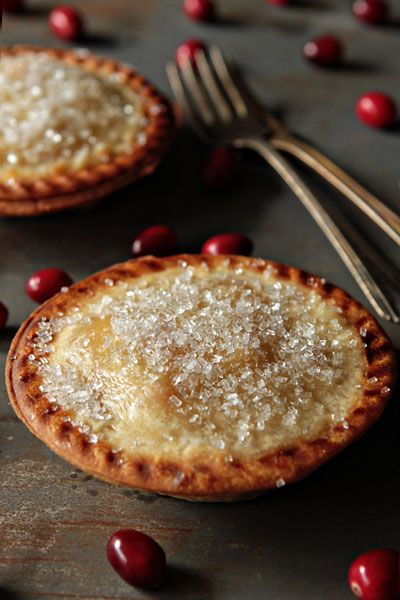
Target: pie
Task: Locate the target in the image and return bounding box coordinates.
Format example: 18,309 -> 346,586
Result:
6,255 -> 396,501
0,46 -> 175,216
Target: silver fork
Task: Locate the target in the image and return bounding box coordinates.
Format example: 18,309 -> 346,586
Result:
167,46 -> 400,323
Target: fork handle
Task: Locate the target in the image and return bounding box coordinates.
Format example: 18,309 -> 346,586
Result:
237,137 -> 399,323
270,135 -> 400,247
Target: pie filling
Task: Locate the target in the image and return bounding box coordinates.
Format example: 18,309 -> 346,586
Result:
0,52 -> 148,182
28,263 -> 368,461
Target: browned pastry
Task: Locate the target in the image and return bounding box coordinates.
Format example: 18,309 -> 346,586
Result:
6,255 -> 396,501
0,46 -> 175,216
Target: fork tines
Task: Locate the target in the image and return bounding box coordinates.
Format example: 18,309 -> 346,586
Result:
167,46 -> 251,141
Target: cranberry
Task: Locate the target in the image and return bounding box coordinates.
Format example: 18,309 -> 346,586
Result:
107,529 -> 166,590
268,0 -> 290,5
130,225 -> 177,258
352,0 -> 389,25
25,268 -> 73,304
303,35 -> 343,67
349,548 -> 400,600
176,39 -> 205,67
356,92 -> 397,128
183,0 -> 214,22
202,233 -> 253,256
202,147 -> 242,189
48,6 -> 84,41
3,0 -> 24,13
0,302 -> 9,331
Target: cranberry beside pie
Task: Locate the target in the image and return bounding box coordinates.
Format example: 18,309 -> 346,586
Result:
6,255 -> 396,501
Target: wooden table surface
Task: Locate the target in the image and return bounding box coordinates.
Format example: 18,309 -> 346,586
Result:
1,1 -> 399,599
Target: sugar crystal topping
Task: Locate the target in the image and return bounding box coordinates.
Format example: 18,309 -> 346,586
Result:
31,266 -> 367,459
0,52 -> 147,181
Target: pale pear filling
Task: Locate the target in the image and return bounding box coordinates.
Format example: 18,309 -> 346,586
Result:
30,264 -> 368,461
0,52 -> 147,182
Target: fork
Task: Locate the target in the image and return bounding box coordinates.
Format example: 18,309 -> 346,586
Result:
224,66 -> 400,248
166,46 -> 400,323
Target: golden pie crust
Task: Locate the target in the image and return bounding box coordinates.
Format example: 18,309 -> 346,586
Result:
6,255 -> 396,501
0,46 -> 175,217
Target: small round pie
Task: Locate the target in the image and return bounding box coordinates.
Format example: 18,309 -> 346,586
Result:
6,255 -> 396,501
0,46 -> 175,216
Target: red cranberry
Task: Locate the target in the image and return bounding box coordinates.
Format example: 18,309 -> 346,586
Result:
107,529 -> 166,590
202,233 -> 253,256
349,548 -> 400,600
202,147 -> 242,189
48,5 -> 84,41
352,0 -> 389,25
130,225 -> 177,258
267,0 -> 290,5
25,268 -> 73,304
303,35 -> 343,67
0,302 -> 9,331
176,39 -> 205,67
183,0 -> 214,22
356,92 -> 397,128
3,0 -> 24,13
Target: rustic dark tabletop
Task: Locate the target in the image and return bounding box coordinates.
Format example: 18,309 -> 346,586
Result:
1,1 -> 399,599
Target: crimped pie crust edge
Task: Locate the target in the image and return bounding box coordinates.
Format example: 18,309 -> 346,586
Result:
0,46 -> 176,217
6,255 -> 397,501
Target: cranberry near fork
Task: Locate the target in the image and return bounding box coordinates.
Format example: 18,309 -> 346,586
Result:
166,46 -> 400,324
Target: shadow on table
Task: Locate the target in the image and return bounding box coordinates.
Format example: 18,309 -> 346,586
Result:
15,6 -> 48,17
0,587 -> 22,600
0,327 -> 18,353
384,17 -> 400,31
165,566 -> 215,599
80,33 -> 118,48
330,60 -> 377,74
